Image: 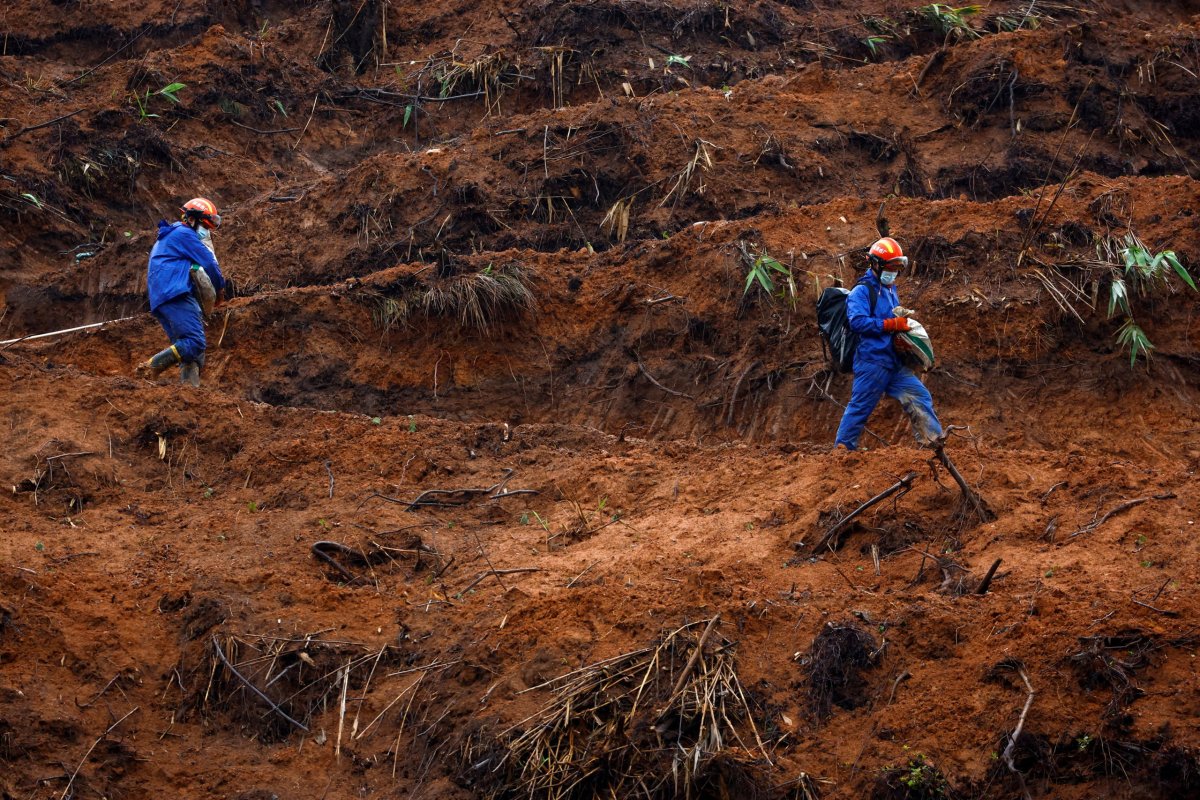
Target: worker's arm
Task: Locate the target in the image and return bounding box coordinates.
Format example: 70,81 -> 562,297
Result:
847,284 -> 893,336
181,229 -> 225,294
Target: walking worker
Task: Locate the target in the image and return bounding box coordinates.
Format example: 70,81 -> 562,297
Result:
834,237 -> 942,450
136,197 -> 225,387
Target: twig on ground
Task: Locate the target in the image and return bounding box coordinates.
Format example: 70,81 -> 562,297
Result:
661,613 -> 721,710
1001,663 -> 1035,799
323,460 -> 335,499
4,109 -> 86,142
459,567 -> 542,594
59,706 -> 139,800
810,472 -> 918,553
566,560 -> 600,588
1066,494 -> 1175,539
211,636 -> 309,731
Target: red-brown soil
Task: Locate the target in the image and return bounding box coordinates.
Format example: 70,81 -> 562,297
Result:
3,2 -> 1200,798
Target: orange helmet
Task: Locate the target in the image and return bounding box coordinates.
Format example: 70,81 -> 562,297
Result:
868,237 -> 907,269
181,197 -> 221,229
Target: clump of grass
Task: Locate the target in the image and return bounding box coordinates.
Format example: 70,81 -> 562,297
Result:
422,264 -> 536,332
370,294 -> 415,333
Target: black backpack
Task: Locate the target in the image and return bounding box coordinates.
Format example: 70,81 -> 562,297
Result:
816,282 -> 879,373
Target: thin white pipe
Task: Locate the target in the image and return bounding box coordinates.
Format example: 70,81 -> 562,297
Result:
0,315 -> 141,346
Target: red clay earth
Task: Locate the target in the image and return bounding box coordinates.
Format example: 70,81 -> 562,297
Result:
2,1 -> 1200,798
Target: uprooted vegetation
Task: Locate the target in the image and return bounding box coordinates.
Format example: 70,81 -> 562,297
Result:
459,617 -> 784,800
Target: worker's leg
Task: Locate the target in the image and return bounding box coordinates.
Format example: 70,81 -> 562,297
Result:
835,361 -> 890,450
154,294 -> 206,363
140,294 -> 205,382
887,367 -> 943,445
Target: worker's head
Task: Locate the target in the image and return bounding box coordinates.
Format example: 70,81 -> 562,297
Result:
868,237 -> 907,285
180,197 -> 221,232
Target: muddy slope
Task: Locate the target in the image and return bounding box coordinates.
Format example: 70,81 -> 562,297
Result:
2,1 -> 1200,799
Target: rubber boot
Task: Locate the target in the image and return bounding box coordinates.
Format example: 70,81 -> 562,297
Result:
180,361 -> 201,387
136,345 -> 181,379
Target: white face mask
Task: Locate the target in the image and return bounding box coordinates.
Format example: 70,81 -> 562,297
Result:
880,270 -> 898,285
196,225 -> 216,255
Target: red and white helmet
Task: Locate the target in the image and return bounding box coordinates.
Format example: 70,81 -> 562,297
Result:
181,197 -> 221,229
868,237 -> 907,269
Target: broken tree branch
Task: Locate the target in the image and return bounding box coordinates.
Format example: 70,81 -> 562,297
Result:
934,444 -> 994,523
976,558 -> 1003,595
660,613 -> 721,714
810,471 -> 918,553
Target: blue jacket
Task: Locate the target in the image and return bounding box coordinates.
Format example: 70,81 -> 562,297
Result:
147,221 -> 223,312
847,269 -> 901,369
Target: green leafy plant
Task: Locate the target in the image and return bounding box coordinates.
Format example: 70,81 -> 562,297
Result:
247,501 -> 259,513
895,754 -> 951,797
665,54 -> 692,69
20,192 -> 42,209
863,35 -> 892,58
743,250 -> 797,304
1103,233 -> 1195,365
919,4 -> 982,39
131,82 -> 186,120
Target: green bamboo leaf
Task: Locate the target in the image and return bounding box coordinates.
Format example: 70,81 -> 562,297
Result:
1166,253 -> 1196,291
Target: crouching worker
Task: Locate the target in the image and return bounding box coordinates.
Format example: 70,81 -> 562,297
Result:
835,237 -> 942,450
136,197 -> 225,387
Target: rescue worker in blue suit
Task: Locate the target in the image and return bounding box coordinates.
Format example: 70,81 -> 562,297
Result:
834,237 -> 942,450
136,197 -> 225,387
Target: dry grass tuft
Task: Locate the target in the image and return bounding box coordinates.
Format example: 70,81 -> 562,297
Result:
459,618 -> 778,800
422,265 -> 536,333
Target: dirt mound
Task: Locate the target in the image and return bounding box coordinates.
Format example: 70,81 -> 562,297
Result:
3,1 -> 1200,798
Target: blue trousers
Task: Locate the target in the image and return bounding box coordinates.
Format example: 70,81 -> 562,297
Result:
152,293 -> 206,364
835,361 -> 942,450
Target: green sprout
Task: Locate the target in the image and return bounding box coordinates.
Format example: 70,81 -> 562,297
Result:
131,82 -> 186,121
863,35 -> 892,58
743,250 -> 797,303
919,4 -> 982,39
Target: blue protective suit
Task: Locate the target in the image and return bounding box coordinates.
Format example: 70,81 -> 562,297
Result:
834,270 -> 942,450
147,221 -> 223,363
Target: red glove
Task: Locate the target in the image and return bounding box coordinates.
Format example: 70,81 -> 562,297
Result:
882,317 -> 911,333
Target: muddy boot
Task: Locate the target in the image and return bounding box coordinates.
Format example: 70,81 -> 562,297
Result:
135,345 -> 181,380
180,361 -> 201,387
